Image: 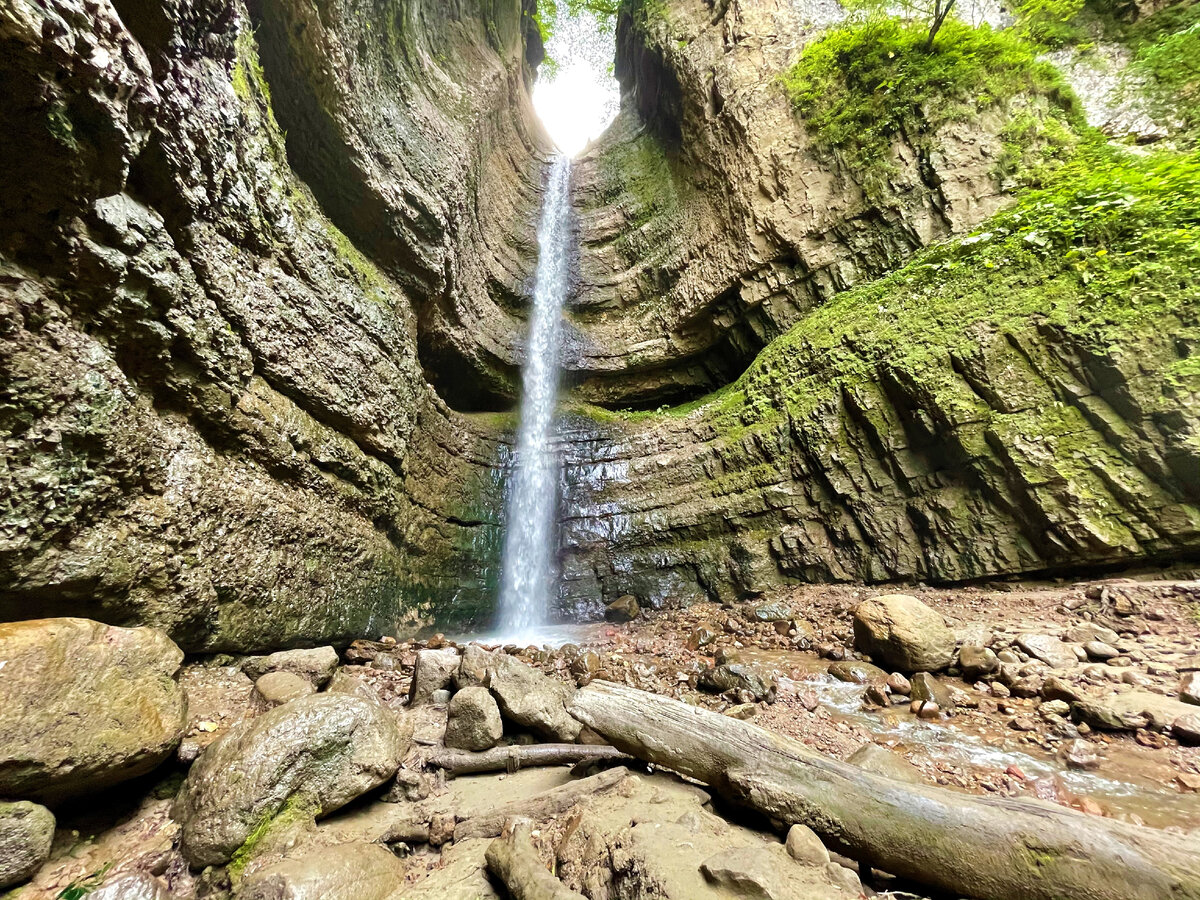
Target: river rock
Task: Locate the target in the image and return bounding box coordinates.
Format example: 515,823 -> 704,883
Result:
0,801 -> 55,889
410,648 -> 461,705
238,842 -> 406,900
1060,738 -> 1100,770
1180,672 -> 1200,706
404,838 -> 502,899
1072,690 -> 1198,733
785,823 -> 830,866
1067,623 -> 1121,645
852,595 -> 955,672
456,643 -> 496,689
605,595 -> 641,622
255,671 -> 316,706
173,694 -> 408,866
687,626 -> 717,651
828,660 -> 887,685
958,645 -> 1000,679
242,647 -> 339,687
1015,634 -> 1078,670
1084,641 -> 1120,661
748,601 -> 793,622
488,654 -> 581,741
699,664 -> 776,702
910,672 -> 954,709
848,743 -> 925,784
0,618 -> 186,802
1173,713 -> 1200,745
445,686 -> 504,751
89,873 -> 176,900
886,672 -> 911,695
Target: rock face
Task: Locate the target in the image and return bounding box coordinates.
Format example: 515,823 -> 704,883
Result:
445,686 -> 505,751
0,801 -> 55,889
852,595 -> 956,672
0,618 -> 186,802
173,693 -> 408,866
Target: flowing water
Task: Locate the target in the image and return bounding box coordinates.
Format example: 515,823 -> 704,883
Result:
496,156 -> 574,638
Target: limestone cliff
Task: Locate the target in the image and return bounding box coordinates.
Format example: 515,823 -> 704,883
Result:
0,0 -> 547,649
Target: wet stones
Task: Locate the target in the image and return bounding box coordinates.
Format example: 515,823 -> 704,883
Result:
488,654 -> 582,742
0,618 -> 187,802
910,672 -> 953,710
699,664 -> 776,703
1060,738 -> 1100,770
828,660 -> 888,685
242,647 -> 339,687
1015,634 -> 1079,670
445,687 -> 504,752
687,625 -> 717,651
410,648 -> 462,706
173,694 -> 408,866
0,801 -> 55,889
254,671 -> 315,706
958,645 -> 1000,680
604,595 -> 641,622
852,595 -> 955,672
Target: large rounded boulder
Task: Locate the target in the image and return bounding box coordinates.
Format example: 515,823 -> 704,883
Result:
172,693 -> 409,866
0,618 -> 187,802
852,595 -> 955,673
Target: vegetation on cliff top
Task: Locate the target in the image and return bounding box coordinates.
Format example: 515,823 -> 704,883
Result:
782,16 -> 1082,198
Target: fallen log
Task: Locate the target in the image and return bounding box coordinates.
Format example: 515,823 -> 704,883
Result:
569,680 -> 1200,900
486,818 -> 587,900
455,766 -> 629,841
429,743 -> 630,776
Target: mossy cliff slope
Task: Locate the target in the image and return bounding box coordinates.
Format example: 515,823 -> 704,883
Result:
553,0 -> 1200,613
0,0 -> 547,649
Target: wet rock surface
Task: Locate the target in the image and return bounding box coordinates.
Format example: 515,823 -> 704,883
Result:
172,694 -> 408,866
0,618 -> 186,802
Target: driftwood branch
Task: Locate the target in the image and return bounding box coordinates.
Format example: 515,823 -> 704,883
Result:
486,818 -> 587,900
455,767 -> 628,841
569,680 -> 1200,900
429,743 -> 629,776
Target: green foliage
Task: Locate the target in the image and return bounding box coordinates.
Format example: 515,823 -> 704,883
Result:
1124,1 -> 1200,141
781,17 -> 1081,199
57,864 -> 113,900
536,0 -> 621,45
1011,0 -> 1089,48
695,146 -> 1200,434
232,27 -> 272,108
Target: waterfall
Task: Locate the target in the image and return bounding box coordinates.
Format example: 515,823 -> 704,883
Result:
496,156 -> 573,636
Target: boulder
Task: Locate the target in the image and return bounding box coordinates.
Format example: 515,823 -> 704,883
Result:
488,654 -> 581,741
456,643 -> 496,689
1067,623 -> 1120,645
409,648 -> 461,705
242,647 -> 339,687
852,595 -> 955,672
404,838 -> 501,899
1084,641 -> 1120,661
1015,634 -> 1078,670
445,686 -> 504,751
827,661 -> 887,685
748,601 -> 793,622
958,645 -> 1000,680
910,672 -> 954,709
237,842 -> 406,900
0,618 -> 186,802
847,743 -> 925,784
325,670 -> 377,701
1072,690 -> 1197,733
1180,672 -> 1200,706
1174,713 -> 1200,745
699,664 -> 776,702
89,873 -> 176,900
173,694 -> 408,866
255,672 -> 316,706
0,801 -> 55,889
604,595 -> 641,622
785,823 -> 830,866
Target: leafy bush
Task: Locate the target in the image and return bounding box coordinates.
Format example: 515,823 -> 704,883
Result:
781,17 -> 1081,198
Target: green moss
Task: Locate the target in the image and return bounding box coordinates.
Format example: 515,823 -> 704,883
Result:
1124,1 -> 1200,143
629,146 -> 1198,464
322,220 -> 390,303
781,17 -> 1083,200
45,101 -> 78,151
232,27 -> 273,110
229,793 -> 319,879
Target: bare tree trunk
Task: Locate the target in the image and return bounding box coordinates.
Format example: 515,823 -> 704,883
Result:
926,0 -> 956,50
429,744 -> 629,776
569,680 -> 1200,900
486,819 -> 588,900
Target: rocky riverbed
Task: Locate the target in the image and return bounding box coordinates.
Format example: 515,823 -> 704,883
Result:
2,573 -> 1199,899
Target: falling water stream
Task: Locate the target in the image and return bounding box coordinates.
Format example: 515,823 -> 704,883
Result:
496,156 -> 573,637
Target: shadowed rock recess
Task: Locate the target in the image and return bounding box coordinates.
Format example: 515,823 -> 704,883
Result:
1,0 -> 1198,646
